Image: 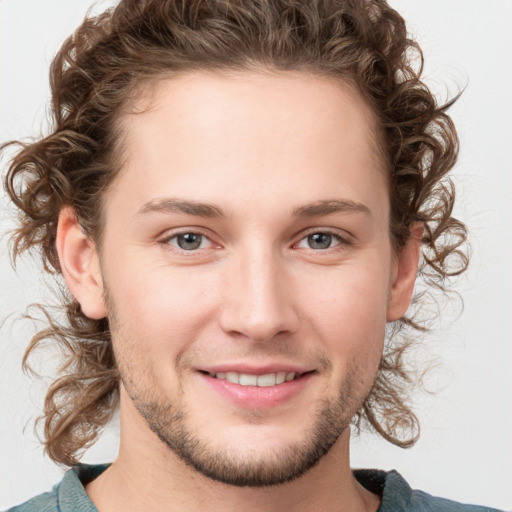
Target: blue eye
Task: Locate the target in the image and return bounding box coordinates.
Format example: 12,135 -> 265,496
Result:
297,232 -> 344,250
168,233 -> 209,251
308,233 -> 333,249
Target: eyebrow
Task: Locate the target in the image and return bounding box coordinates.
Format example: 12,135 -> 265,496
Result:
291,199 -> 371,217
135,197 -> 371,219
135,198 -> 226,218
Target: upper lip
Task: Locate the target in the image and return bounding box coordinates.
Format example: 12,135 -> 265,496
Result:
197,363 -> 314,376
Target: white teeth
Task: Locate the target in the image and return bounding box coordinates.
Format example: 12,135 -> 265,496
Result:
257,374 -> 276,387
225,372 -> 239,384
213,371 -> 298,386
239,374 -> 258,386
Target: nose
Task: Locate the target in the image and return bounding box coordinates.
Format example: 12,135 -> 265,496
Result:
219,246 -> 300,343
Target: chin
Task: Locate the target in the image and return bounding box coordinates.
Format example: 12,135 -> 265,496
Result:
134,390 -> 355,487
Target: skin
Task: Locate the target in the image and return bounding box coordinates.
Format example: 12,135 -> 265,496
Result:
56,71 -> 421,512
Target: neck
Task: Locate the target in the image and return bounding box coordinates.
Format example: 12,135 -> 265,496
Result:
85,393 -> 380,512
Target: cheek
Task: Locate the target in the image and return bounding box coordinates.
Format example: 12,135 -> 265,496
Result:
107,261 -> 219,350
304,264 -> 390,355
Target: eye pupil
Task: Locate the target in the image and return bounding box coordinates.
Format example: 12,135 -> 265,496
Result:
177,233 -> 202,250
308,233 -> 332,249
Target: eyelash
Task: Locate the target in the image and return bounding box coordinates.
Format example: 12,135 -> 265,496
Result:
159,229 -> 351,254
160,230 -> 217,253
295,230 -> 349,251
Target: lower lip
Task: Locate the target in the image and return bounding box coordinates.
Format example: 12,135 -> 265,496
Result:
199,372 -> 314,409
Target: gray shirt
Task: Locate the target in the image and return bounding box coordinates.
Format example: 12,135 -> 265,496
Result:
5,464 -> 503,511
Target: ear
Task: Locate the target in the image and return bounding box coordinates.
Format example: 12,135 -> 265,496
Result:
386,223 -> 423,322
55,207 -> 107,320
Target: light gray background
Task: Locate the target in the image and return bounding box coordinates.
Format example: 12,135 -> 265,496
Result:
1,0 -> 511,509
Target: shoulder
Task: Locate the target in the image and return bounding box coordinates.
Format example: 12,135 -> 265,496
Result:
354,469 -> 504,512
4,489 -> 59,512
4,464 -> 109,512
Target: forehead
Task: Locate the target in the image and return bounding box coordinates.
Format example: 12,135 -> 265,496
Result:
122,70 -> 385,163
108,70 -> 389,220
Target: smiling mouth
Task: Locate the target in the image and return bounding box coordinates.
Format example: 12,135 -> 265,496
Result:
204,371 -> 310,387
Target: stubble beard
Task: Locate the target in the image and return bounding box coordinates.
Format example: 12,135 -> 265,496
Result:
123,369 -> 365,488
106,288 -> 373,488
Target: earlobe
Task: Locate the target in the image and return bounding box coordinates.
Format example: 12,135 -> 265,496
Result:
55,207 -> 107,320
386,223 -> 423,322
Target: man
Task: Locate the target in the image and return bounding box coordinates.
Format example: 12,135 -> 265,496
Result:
1,0 -> 505,511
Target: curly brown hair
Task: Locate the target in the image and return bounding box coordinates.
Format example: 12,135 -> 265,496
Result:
3,0 -> 468,466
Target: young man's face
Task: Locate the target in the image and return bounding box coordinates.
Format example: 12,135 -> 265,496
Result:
69,71 -> 418,486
